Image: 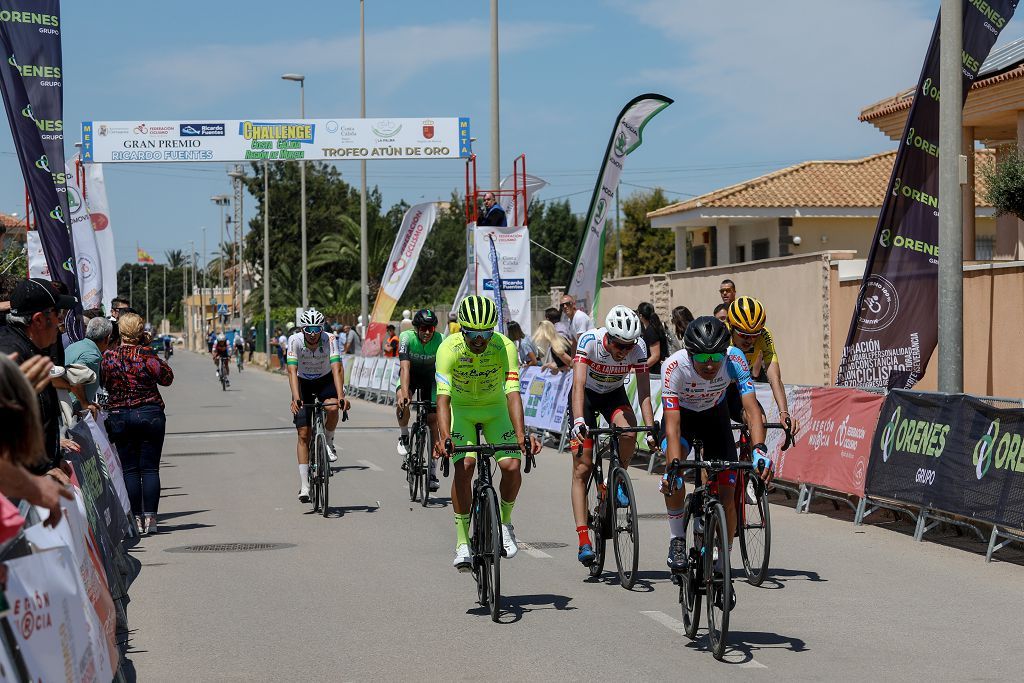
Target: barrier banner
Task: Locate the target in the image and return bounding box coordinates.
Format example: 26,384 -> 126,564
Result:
867,391 -> 1024,529
519,366 -> 572,433
475,225 -> 531,332
4,546 -> 107,683
365,202 -> 438,355
66,421 -> 129,570
622,372 -> 662,449
757,384 -> 882,497
837,1 -> 1017,389
83,413 -> 130,517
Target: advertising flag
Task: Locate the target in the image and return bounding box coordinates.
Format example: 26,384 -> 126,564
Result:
475,225 -> 531,332
837,1 -> 1017,389
487,234 -> 506,333
364,202 -> 438,355
67,157 -> 103,309
83,162 -> 119,313
136,245 -> 154,265
568,94 -> 672,318
0,0 -> 81,335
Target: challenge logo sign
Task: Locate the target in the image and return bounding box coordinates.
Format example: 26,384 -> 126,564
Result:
240,121 -> 314,143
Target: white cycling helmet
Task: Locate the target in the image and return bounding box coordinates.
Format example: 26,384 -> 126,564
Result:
299,308 -> 325,327
217,333 -> 226,341
605,305 -> 642,342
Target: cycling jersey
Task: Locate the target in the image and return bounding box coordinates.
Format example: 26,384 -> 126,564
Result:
662,346 -> 754,413
399,329 -> 442,383
572,328 -> 648,394
737,326 -> 777,383
286,332 -> 340,380
213,342 -> 230,357
434,331 -> 519,405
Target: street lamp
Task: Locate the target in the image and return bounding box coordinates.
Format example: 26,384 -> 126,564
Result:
228,166 -> 246,331
210,194 -> 230,331
281,72 -> 307,308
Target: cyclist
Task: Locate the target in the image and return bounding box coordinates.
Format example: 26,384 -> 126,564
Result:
396,309 -> 442,492
233,329 -> 246,371
726,296 -> 799,438
211,332 -> 231,385
661,316 -> 770,602
568,305 -> 656,566
432,295 -> 540,571
287,309 -> 347,503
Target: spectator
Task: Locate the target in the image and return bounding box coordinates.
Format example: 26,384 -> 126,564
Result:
559,294 -> 593,343
63,316 -> 112,416
356,315 -> 366,342
507,321 -> 538,367
636,302 -> 669,376
477,192 -> 507,227
101,313 -> 173,535
110,298 -> 132,320
248,326 -> 257,363
276,329 -> 288,372
447,312 -> 460,336
336,324 -> 349,353
207,329 -> 217,353
82,307 -> 105,321
668,305 -> 694,354
533,320 -> 573,372
344,324 -> 362,355
545,307 -> 570,338
719,279 -> 737,307
0,278 -> 77,475
384,324 -> 399,357
0,272 -> 19,325
0,354 -> 73,528
713,303 -> 729,324
399,310 -> 414,333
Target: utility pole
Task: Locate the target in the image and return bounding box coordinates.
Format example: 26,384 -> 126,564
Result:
263,159 -> 271,368
490,0 -> 500,188
359,0 -> 369,333
144,266 -> 149,323
938,0 -> 963,393
229,165 -> 245,332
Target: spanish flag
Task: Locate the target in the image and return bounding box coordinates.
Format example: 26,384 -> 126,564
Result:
136,245 -> 155,265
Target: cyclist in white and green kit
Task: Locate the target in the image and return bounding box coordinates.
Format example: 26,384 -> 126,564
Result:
396,309 -> 443,491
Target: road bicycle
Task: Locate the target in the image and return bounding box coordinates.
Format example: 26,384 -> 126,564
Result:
730,421 -> 792,586
581,423 -> 658,590
400,398 -> 434,506
217,356 -> 229,391
301,400 -> 348,517
236,347 -> 244,372
443,424 -> 535,622
663,442 -> 768,660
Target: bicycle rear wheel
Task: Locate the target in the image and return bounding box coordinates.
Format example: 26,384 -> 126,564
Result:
418,427 -> 432,507
309,440 -> 321,512
610,467 -> 639,589
317,430 -> 330,517
482,487 -> 502,621
679,493 -> 702,639
407,428 -> 420,503
739,474 -> 771,586
585,471 -> 606,577
705,501 -> 732,660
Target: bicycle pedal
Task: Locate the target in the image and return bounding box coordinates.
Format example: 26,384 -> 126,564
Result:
670,573 -> 683,586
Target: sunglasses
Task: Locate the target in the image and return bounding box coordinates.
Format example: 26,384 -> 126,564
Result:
416,325 -> 436,334
463,329 -> 494,341
608,337 -> 636,351
719,289 -> 733,295
692,352 -> 725,364
302,325 -> 323,334
733,329 -> 760,339
560,302 -> 572,309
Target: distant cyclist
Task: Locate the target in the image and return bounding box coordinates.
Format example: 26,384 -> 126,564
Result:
433,295 -> 541,570
287,309 -> 348,503
568,305 -> 656,566
211,333 -> 231,385
396,309 -> 442,491
233,330 -> 245,371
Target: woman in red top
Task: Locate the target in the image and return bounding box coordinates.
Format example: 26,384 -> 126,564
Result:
101,313 -> 173,535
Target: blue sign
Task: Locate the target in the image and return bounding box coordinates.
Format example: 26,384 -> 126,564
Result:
217,303 -> 229,315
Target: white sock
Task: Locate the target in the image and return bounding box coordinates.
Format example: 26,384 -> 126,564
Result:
298,464 -> 309,488
400,426 -> 410,437
668,507 -> 686,539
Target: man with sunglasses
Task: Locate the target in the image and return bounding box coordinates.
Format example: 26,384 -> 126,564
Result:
287,308 -> 348,503
559,294 -> 593,346
568,305 -> 656,566
396,309 -> 442,491
433,295 -> 541,570
661,316 -> 769,606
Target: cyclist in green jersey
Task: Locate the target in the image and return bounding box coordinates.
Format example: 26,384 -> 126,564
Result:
396,309 -> 442,491
433,295 -> 541,571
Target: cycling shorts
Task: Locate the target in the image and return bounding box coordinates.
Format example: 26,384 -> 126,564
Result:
398,375 -> 437,413
293,374 -> 338,428
570,386 -> 633,430
449,402 -> 518,464
663,400 -> 738,489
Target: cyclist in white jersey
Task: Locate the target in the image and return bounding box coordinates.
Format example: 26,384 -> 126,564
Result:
660,316 -> 770,598
568,306 -> 657,566
286,309 -> 349,503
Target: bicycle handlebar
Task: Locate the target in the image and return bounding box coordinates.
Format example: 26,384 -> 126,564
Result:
585,422 -> 659,438
731,421 -> 794,451
445,438 -> 522,456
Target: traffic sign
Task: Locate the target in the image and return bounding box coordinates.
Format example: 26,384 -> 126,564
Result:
217,304 -> 229,315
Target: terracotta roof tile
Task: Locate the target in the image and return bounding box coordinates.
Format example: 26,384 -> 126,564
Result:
0,214 -> 24,230
648,150 -> 993,217
859,64 -> 1024,122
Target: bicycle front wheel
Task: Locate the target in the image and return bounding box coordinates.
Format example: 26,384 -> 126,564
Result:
309,441 -> 321,512
407,432 -> 420,503
705,501 -> 732,660
418,427 -> 432,507
585,471 -> 606,578
479,487 -> 502,622
317,430 -> 330,517
679,494 -> 702,639
739,474 -> 771,586
610,467 -> 639,589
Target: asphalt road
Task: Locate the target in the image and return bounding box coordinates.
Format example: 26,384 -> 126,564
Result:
126,350 -> 1024,681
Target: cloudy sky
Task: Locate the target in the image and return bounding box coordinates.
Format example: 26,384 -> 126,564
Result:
0,0 -> 1011,266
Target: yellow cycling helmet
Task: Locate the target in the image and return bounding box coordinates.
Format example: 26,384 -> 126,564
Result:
728,296 -> 766,335
457,295 -> 498,330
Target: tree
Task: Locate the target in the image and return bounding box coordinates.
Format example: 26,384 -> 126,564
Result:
529,199 -> 584,294
164,249 -> 186,269
116,262 -> 186,327
607,188 -> 674,277
983,149 -> 1024,220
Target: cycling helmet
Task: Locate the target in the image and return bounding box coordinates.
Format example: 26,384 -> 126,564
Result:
728,296 -> 766,335
217,333 -> 226,342
457,295 -> 498,330
298,308 -> 325,327
683,316 -> 730,355
604,305 -> 642,342
413,308 -> 438,328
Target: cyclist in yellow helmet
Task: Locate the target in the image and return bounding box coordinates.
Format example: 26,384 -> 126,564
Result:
433,295 -> 541,571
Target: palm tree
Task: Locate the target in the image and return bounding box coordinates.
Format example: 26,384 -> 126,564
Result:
164,248 -> 186,269
309,213 -> 394,305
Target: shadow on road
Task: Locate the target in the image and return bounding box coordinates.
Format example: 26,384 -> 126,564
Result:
155,522 -> 215,533
153,509 -> 209,521
466,593 -> 576,624
319,504 -> 380,517
754,567 -> 827,589
685,629 -> 808,662
332,465 -> 368,473
587,569 -> 666,592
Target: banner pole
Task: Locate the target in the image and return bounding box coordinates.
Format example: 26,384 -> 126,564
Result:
938,0 -> 964,393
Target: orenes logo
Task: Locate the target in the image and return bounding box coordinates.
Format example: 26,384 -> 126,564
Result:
973,419 -> 998,480
21,104 -> 34,121
34,154 -> 49,172
856,274 -> 899,332
49,205 -> 64,224
879,228 -> 892,247
879,405 -> 900,462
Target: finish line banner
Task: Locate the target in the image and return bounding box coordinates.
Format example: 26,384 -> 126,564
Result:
82,117 -> 471,163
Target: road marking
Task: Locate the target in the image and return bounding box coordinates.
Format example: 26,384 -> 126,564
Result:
357,459 -> 383,472
640,611 -> 768,669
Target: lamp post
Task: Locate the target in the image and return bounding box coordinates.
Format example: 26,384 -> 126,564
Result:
282,72 -> 307,308
359,1 -> 369,332
211,194 -> 230,331
228,166 -> 245,332
263,160 -> 271,368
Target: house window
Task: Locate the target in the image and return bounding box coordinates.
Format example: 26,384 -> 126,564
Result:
752,238 -> 770,260
692,245 -> 707,269
975,235 -> 995,260
735,245 -> 746,263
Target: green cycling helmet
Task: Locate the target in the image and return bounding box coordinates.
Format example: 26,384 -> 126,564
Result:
457,295 -> 498,330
